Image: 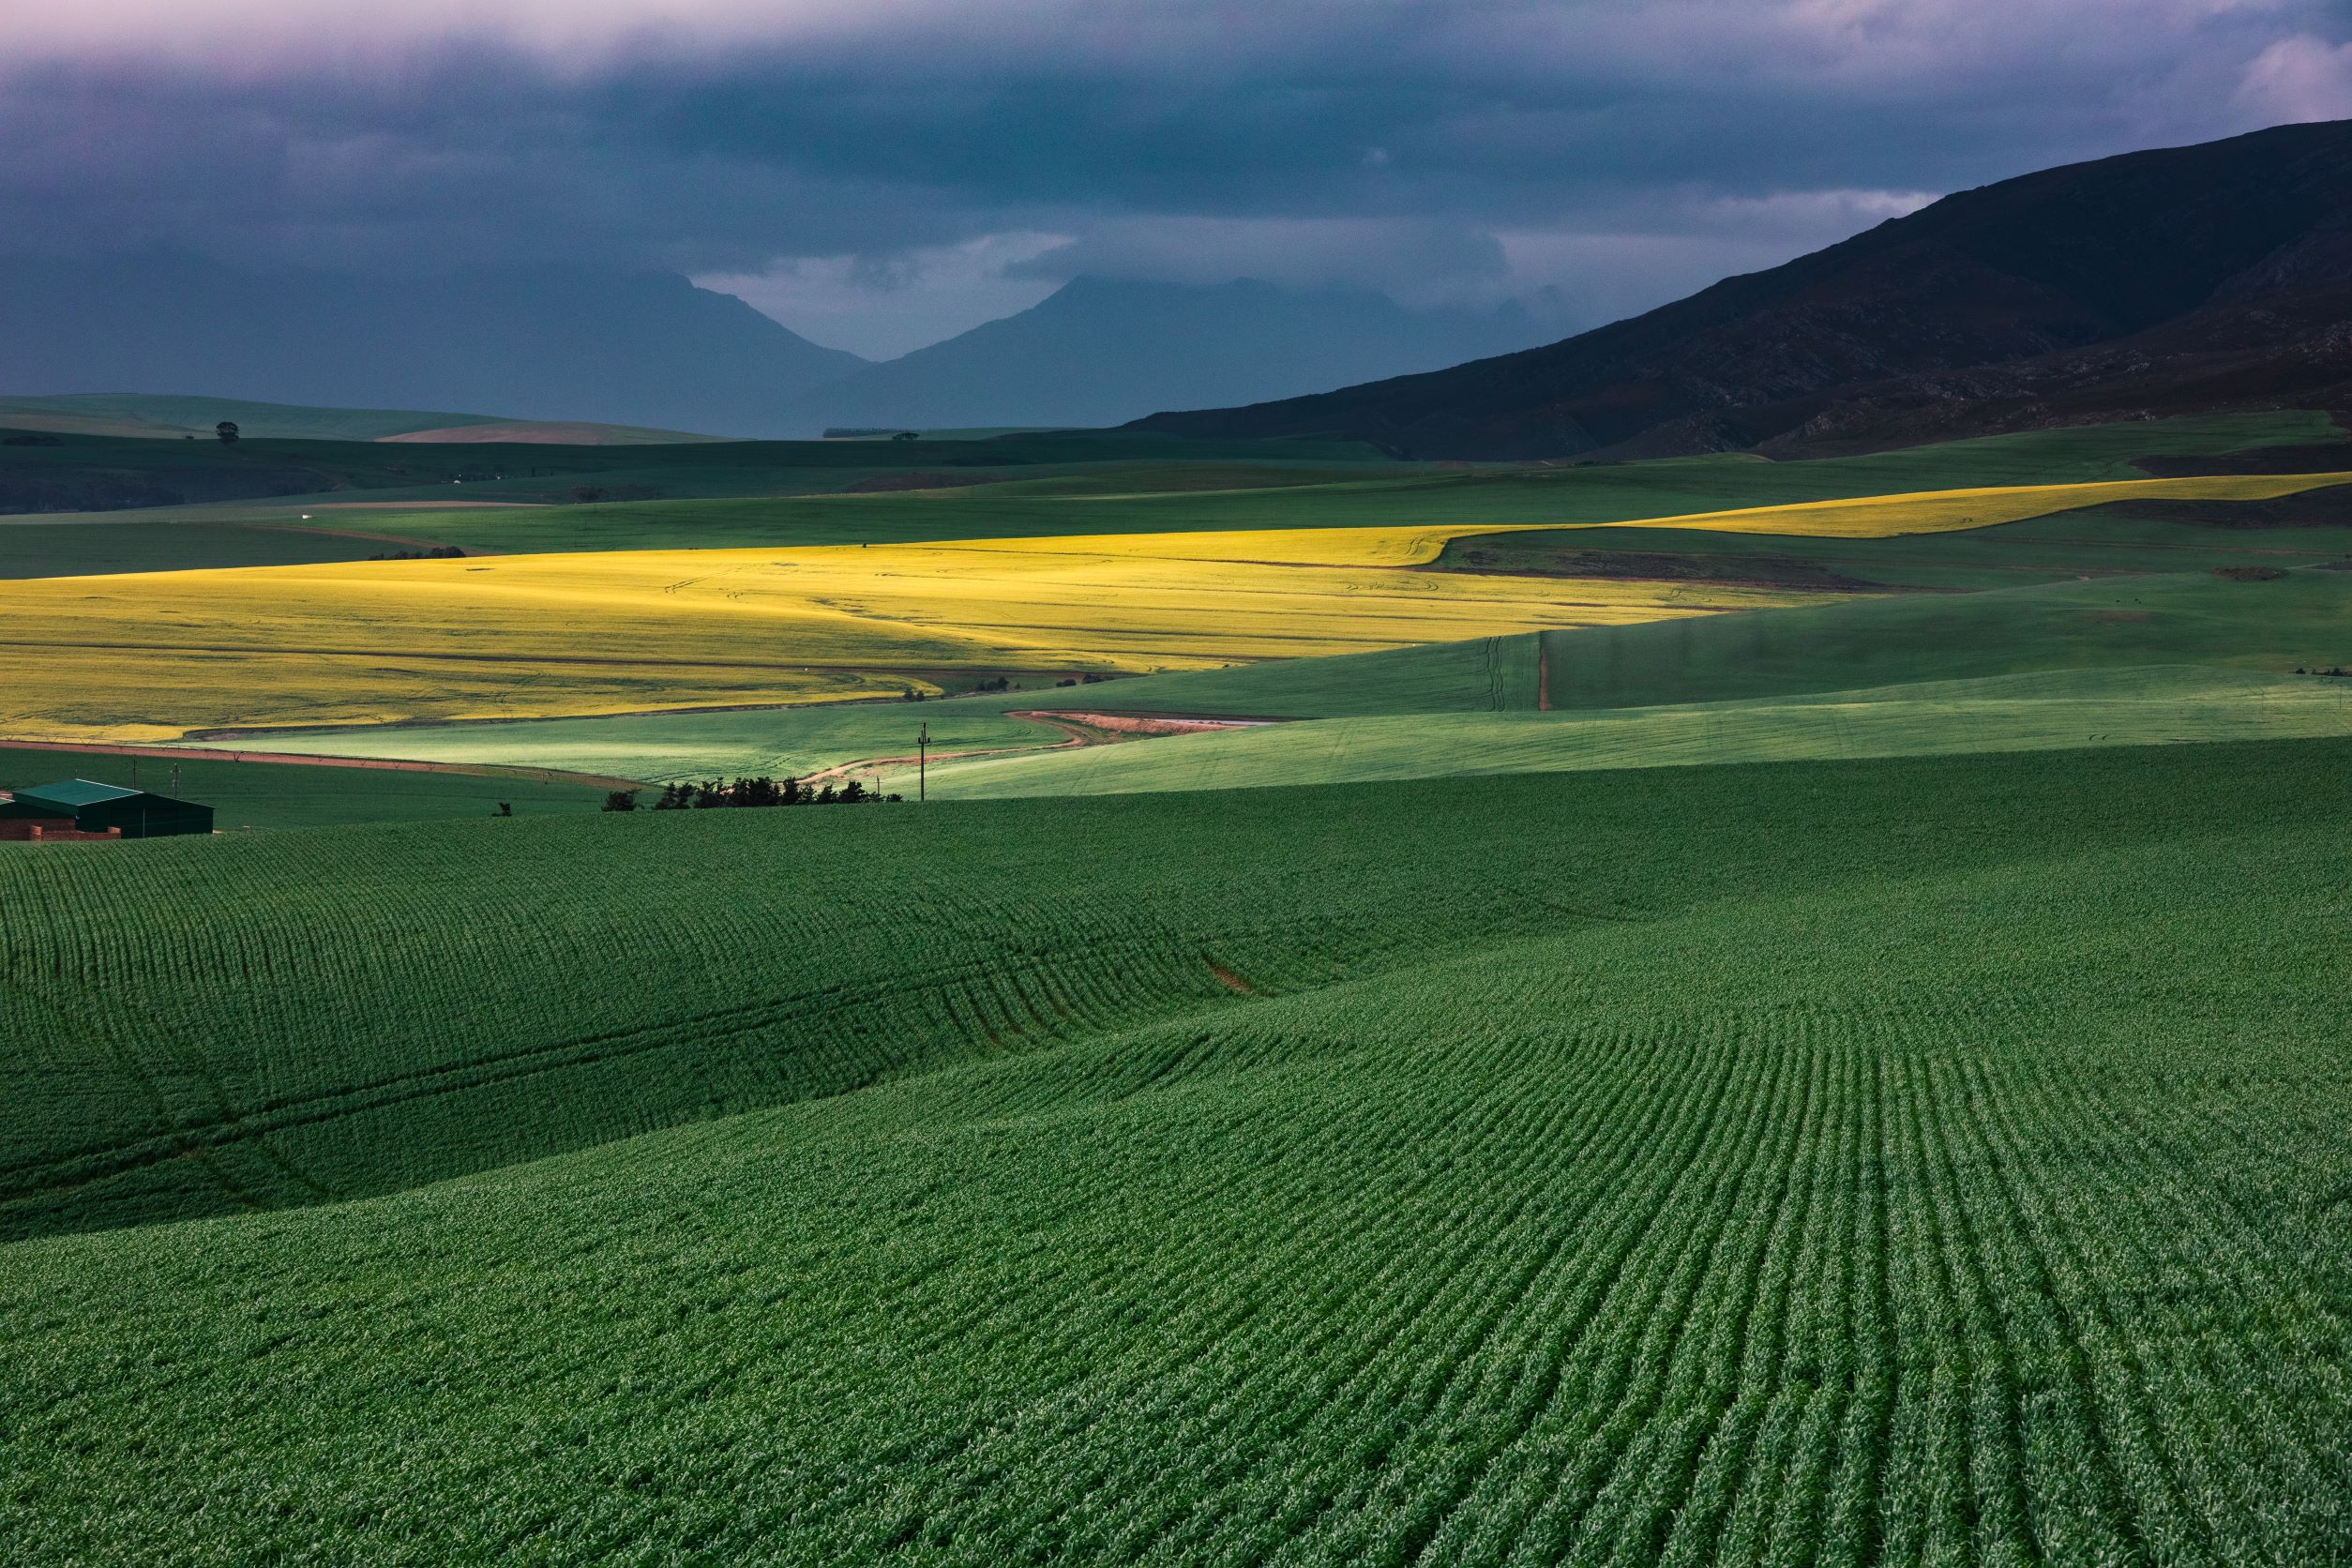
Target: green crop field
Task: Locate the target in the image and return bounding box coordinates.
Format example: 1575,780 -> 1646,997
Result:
928,666 -> 2352,797
1438,488 -> 2352,593
0,422 -> 1400,521
0,746 -> 616,830
1541,564 -> 2352,712
5,740 -> 2350,1560
185,637 -> 1545,781
202,552 -> 2352,788
360,409 -> 2346,557
0,519 -> 407,578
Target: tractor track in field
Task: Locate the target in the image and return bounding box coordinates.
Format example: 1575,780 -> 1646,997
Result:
0,936 -> 1296,1229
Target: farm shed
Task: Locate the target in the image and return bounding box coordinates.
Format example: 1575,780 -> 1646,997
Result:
0,779 -> 214,839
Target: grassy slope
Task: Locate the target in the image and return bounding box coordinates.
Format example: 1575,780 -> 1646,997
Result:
0,429 -> 1397,521
930,667 -> 2352,797
5,740 -> 2350,1560
0,746 -> 613,830
0,520 -> 407,579
920,565 -> 2352,795
1,411 -> 2332,577
1439,489 -> 2352,591
1543,562 -> 2351,711
203,545 -> 2350,785
372,409 -> 2344,555
188,636 -> 1546,781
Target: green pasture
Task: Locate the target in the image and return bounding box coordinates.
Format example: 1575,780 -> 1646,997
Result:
184,700 -> 1063,791
927,666 -> 2352,797
0,746 -> 614,830
172,637 -> 1548,782
1440,487 -> 2352,592
0,423 -> 1398,521
2,410 -> 2338,573
1544,562 -> 2351,711
368,409 -> 2346,556
0,519 -> 402,578
5,739 -> 2349,1559
194,560 -> 2351,786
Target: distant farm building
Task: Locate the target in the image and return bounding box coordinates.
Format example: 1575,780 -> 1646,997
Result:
0,779 -> 214,840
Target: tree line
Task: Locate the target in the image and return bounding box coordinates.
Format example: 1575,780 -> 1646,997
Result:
603,776 -> 902,812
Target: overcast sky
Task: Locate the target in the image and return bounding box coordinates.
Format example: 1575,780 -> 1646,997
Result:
6,1 -> 2349,357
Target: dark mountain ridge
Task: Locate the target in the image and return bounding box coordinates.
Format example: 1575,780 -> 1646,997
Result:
1131,120 -> 2352,459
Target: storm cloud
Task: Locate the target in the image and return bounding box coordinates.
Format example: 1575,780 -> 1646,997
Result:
6,1 -> 2349,353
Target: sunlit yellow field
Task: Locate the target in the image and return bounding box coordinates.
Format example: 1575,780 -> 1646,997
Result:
1619,471 -> 2352,539
988,472 -> 2352,566
4,470 -> 2339,743
0,537 -> 1817,742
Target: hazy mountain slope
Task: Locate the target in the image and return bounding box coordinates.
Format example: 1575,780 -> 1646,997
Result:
1134,120 -> 2352,459
0,256 -> 866,439
791,276 -> 1545,431
0,393 -> 508,442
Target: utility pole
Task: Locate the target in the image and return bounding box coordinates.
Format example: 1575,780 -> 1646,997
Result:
918,722 -> 929,803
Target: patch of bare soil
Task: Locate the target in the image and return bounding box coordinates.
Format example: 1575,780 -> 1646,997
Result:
1206,961 -> 1259,995
1027,710 -> 1269,738
800,709 -> 1275,787
2211,565 -> 2290,580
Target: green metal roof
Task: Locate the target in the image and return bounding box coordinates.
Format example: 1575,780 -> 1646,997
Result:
14,779 -> 143,809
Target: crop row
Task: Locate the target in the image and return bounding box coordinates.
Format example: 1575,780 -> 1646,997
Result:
4,741 -> 2349,1561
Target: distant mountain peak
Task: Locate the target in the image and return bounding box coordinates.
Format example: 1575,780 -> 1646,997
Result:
787,274 -> 1547,433
1132,118 -> 2352,459
0,256 -> 867,439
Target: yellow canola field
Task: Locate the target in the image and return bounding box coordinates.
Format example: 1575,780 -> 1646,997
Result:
950,472 -> 2352,566
0,538 -> 1818,743
1620,471 -> 2352,540
5,470 -> 2339,744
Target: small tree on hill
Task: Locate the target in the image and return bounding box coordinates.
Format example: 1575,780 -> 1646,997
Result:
215,421 -> 240,445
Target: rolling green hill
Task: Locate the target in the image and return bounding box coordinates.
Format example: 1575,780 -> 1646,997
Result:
196,554 -> 2352,788
1540,562 -> 2351,711
1437,486 -> 2352,592
0,519 -> 412,579
181,636 -> 1546,782
0,410 -> 2334,620
6,740 -> 2350,1560
928,667 -> 2352,797
0,746 -> 616,830
369,409 -> 2346,557
0,422 -> 1397,523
